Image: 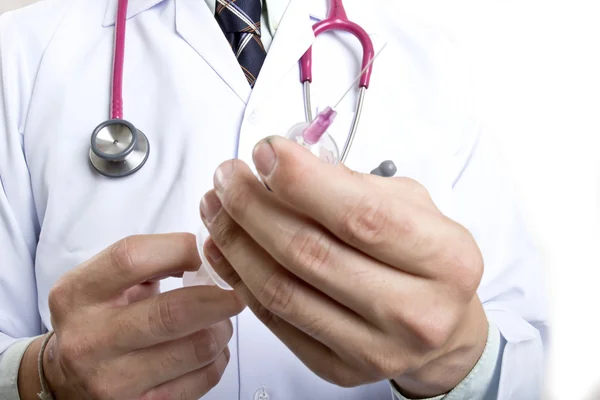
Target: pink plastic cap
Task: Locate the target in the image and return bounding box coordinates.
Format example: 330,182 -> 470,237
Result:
302,107 -> 337,145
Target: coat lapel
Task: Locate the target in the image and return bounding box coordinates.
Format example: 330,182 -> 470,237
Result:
234,0 -> 315,170
245,0 -> 315,111
174,0 -> 253,104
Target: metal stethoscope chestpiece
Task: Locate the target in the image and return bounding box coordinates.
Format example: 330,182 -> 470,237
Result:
89,119 -> 150,178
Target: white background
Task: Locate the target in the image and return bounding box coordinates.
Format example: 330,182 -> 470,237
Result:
2,0 -> 599,398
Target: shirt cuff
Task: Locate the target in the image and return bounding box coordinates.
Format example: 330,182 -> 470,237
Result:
391,321 -> 503,400
0,337 -> 41,400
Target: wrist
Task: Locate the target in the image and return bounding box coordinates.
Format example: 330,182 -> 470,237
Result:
40,332 -> 65,399
17,337 -> 44,400
18,333 -> 63,400
393,299 -> 489,398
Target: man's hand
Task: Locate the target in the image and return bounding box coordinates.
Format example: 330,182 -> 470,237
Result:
199,137 -> 489,397
19,233 -> 245,400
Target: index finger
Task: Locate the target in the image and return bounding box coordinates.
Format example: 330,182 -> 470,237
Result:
106,285 -> 244,353
250,137 -> 455,276
68,233 -> 201,304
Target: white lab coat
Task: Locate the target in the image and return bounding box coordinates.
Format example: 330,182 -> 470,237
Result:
0,0 -> 548,399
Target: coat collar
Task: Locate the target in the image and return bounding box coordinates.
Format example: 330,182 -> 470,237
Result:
103,0 -> 294,29
103,0 -> 166,27
101,0 -> 313,103
101,0 -> 376,105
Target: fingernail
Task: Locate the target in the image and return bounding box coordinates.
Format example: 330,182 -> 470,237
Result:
205,239 -> 223,263
253,139 -> 276,177
200,191 -> 222,223
215,161 -> 235,192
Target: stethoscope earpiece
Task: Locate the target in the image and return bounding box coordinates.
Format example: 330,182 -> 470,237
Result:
89,119 -> 150,178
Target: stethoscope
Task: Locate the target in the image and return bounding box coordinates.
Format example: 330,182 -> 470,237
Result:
89,0 -> 397,179
89,0 -> 149,178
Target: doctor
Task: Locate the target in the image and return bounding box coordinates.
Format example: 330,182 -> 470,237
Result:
0,0 -> 548,399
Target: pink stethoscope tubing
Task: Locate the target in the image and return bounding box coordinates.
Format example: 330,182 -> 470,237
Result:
299,0 -> 375,163
111,0 -> 128,120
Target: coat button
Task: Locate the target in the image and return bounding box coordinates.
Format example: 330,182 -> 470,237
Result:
253,387 -> 270,400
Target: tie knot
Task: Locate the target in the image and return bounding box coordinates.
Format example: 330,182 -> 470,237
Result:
216,0 -> 262,35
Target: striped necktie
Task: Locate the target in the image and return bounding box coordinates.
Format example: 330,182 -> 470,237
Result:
215,0 -> 267,87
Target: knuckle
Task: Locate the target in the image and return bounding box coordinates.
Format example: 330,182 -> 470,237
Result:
444,232 -> 484,294
214,320 -> 234,346
278,164 -> 311,198
149,295 -> 181,338
161,346 -> 185,372
300,314 -> 330,340
340,196 -> 391,246
221,181 -> 252,222
419,319 -> 454,351
83,378 -> 113,400
110,236 -> 140,275
223,319 -> 234,341
371,296 -> 453,354
399,177 -> 429,197
452,257 -> 482,295
407,223 -> 432,257
212,262 -> 242,289
359,350 -> 408,379
372,295 -> 406,328
408,307 -> 456,352
285,227 -> 333,277
204,360 -> 226,389
48,279 -> 71,322
193,329 -> 221,363
327,367 -> 365,388
178,388 -> 191,400
210,215 -> 239,251
351,328 -> 409,378
251,300 -> 279,330
258,273 -> 298,318
139,390 -> 171,400
180,232 -> 200,255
